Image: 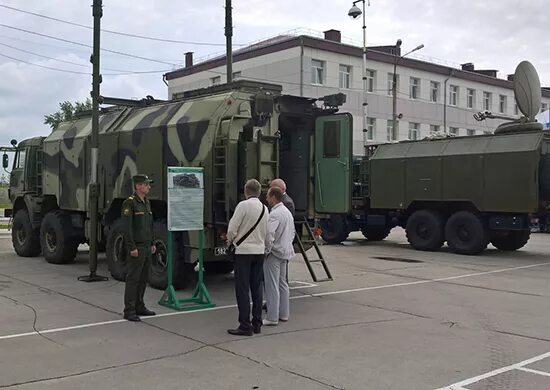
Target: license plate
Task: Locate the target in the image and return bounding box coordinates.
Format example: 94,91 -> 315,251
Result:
214,247 -> 228,256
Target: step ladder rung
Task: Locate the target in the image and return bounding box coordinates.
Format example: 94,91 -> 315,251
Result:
295,216 -> 333,283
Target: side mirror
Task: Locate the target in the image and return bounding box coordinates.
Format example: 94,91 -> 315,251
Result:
10,139 -> 17,147
2,153 -> 8,169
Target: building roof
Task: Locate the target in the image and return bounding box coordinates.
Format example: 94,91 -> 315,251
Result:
164,34 -> 550,98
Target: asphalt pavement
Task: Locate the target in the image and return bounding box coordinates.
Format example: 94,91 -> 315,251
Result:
1,229 -> 550,389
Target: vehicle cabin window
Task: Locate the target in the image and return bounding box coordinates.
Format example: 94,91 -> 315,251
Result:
14,149 -> 26,170
323,121 -> 340,158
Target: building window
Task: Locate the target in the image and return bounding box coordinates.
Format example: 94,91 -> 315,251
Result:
483,92 -> 492,111
467,88 -> 476,109
409,122 -> 420,140
211,76 -> 221,85
366,117 -> 376,140
311,59 -> 325,84
449,127 -> 459,136
366,69 -> 376,93
409,77 -> 420,100
232,71 -> 241,79
467,129 -> 476,136
499,95 -> 507,113
387,73 -> 399,96
430,81 -> 440,102
542,103 -> 549,112
387,120 -> 396,141
484,131 -> 492,135
430,124 -> 440,134
515,104 -> 519,116
339,65 -> 351,89
449,85 -> 458,106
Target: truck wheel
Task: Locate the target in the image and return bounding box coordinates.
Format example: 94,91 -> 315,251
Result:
204,261 -> 234,274
361,227 -> 391,241
445,211 -> 489,255
320,215 -> 349,244
490,230 -> 530,251
40,211 -> 79,264
406,210 -> 445,251
106,219 -> 128,281
12,209 -> 41,257
148,219 -> 195,290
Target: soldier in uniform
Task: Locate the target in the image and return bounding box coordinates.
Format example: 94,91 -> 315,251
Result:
121,174 -> 157,322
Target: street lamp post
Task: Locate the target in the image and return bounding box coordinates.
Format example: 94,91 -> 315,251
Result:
391,41 -> 424,140
348,0 -> 368,151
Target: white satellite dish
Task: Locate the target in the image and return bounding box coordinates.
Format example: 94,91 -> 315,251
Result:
514,61 -> 541,121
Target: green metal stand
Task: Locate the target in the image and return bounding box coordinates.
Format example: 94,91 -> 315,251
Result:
159,230 -> 215,311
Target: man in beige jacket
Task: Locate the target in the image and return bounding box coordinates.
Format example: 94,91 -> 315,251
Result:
226,179 -> 268,336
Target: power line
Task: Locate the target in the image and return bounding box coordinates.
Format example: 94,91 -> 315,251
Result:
0,34 -> 183,62
0,52 -> 90,75
0,41 -> 169,74
0,23 -> 179,66
0,3 -> 243,47
0,51 -> 169,76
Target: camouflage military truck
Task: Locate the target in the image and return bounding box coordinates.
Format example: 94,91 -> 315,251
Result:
3,80 -> 352,289
320,61 -> 549,255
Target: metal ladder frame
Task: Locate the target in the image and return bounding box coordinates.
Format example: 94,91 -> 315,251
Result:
294,217 -> 333,282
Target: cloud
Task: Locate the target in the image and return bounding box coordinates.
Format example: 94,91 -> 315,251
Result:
0,0 -> 549,147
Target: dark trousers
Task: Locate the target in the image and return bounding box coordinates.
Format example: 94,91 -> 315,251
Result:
124,244 -> 151,315
234,254 -> 264,331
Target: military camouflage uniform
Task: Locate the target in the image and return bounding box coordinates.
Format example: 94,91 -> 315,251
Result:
122,192 -> 154,316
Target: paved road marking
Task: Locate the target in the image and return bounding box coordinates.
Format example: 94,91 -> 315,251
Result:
436,351 -> 550,389
289,280 -> 318,289
1,261 -> 549,342
517,367 -> 550,377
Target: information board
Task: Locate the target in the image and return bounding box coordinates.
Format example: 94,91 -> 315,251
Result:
167,167 -> 204,231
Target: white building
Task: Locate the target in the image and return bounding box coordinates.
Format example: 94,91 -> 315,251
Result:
165,29 -> 550,156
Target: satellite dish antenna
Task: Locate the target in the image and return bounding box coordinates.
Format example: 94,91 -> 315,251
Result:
514,60 -> 541,121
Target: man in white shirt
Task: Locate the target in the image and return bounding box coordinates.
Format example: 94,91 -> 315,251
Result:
263,187 -> 295,325
226,179 -> 268,336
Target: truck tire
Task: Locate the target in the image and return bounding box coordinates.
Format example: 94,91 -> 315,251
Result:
12,209 -> 41,257
106,219 -> 128,281
204,261 -> 234,274
40,210 -> 79,264
406,210 -> 445,251
445,211 -> 489,255
320,215 -> 349,244
490,230 -> 530,251
148,219 -> 195,290
361,227 -> 391,241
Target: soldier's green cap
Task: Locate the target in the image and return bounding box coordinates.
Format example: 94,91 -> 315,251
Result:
133,174 -> 154,184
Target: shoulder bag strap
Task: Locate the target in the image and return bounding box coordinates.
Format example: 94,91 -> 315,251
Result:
235,204 -> 266,247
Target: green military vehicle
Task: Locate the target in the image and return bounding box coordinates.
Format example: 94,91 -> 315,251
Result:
3,80 -> 353,288
320,61 -> 549,255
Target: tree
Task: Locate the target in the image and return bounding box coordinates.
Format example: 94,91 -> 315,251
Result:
44,98 -> 92,131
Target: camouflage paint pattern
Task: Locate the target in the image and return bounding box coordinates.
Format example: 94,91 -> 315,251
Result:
40,85 -> 280,263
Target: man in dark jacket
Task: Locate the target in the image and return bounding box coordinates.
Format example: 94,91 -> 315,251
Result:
269,178 -> 295,217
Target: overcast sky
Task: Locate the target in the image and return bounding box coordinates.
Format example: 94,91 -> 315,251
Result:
0,0 -> 548,147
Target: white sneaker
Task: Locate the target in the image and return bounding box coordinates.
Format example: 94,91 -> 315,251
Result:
279,317 -> 289,322
263,319 -> 279,326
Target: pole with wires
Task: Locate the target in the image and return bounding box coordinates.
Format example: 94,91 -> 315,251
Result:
79,0 -> 108,283
225,0 -> 233,83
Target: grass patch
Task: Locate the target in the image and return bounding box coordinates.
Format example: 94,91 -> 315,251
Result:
0,224 -> 9,230
0,204 -> 11,209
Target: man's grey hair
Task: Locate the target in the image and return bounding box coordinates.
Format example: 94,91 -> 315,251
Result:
244,179 -> 261,197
